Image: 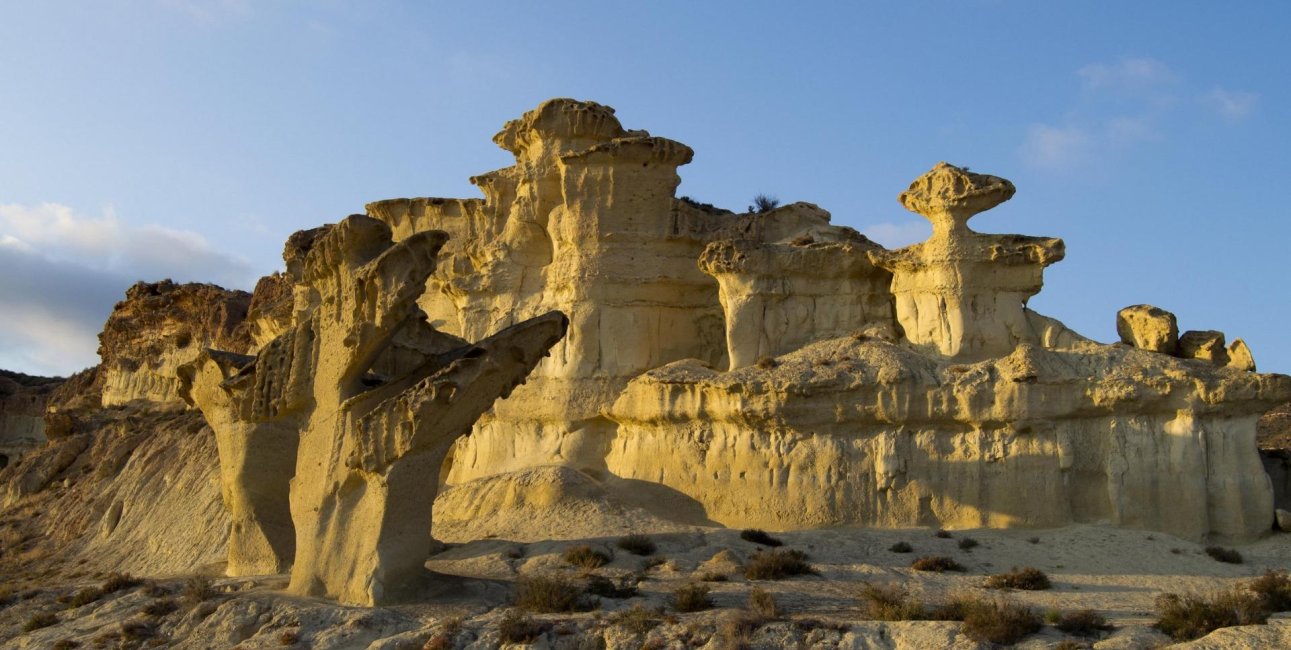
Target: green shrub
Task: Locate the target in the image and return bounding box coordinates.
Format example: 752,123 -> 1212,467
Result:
1053,608 -> 1114,636
888,541 -> 912,553
745,549 -> 816,580
984,567 -> 1051,591
671,583 -> 713,612
515,574 -> 587,613
1154,589 -> 1268,641
1204,546 -> 1243,564
562,544 -> 611,569
911,556 -> 963,573
740,529 -> 783,547
616,534 -> 657,556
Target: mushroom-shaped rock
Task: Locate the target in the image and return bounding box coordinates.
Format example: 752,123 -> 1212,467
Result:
1116,305 -> 1179,354
897,161 -> 1016,236
1228,338 -> 1256,372
1179,330 -> 1230,366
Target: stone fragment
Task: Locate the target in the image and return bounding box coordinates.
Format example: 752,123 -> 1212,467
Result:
1277,509 -> 1291,533
1116,305 -> 1178,354
1228,338 -> 1256,372
1179,330 -> 1230,366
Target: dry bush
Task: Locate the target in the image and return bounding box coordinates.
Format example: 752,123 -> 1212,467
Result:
67,587 -> 102,608
616,534 -> 657,556
750,194 -> 780,213
934,529 -> 953,539
672,583 -> 713,612
498,610 -> 547,644
141,598 -> 178,617
119,617 -> 155,641
1027,536 -> 1041,544
955,596 -> 1043,645
748,588 -> 778,618
1154,589 -> 1268,641
1204,546 -> 1243,564
1249,569 -> 1291,612
715,609 -> 766,648
278,630 -> 299,645
1053,608 -> 1114,636
957,537 -> 979,551
584,574 -> 637,599
698,571 -> 729,582
739,529 -> 783,547
858,583 -> 927,621
910,555 -> 964,573
52,640 -> 79,650
23,611 -> 58,632
611,603 -> 663,635
984,567 -> 1051,591
888,541 -> 912,553
755,356 -> 778,370
100,572 -> 141,594
562,544 -> 611,569
182,575 -> 215,605
745,549 -> 816,580
515,574 -> 588,613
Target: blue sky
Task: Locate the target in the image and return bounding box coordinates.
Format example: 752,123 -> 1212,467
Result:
1,1 -> 1288,376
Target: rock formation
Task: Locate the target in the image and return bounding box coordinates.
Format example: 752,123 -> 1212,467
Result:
0,370 -> 60,468
181,215 -> 568,605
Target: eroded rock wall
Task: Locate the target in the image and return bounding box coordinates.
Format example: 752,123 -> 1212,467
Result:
0,370 -> 61,468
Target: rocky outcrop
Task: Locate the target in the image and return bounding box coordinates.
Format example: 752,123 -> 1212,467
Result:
182,215 -> 568,605
1116,304 -> 1179,354
0,370 -> 61,468
99,280 -> 253,408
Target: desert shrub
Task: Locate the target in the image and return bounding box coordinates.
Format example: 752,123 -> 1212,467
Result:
141,598 -> 178,617
715,609 -> 766,648
101,572 -> 141,594
611,603 -> 663,635
888,541 -> 912,553
858,583 -> 927,621
755,356 -> 778,370
562,544 -> 611,569
515,574 -> 587,613
1054,641 -> 1088,650
182,576 -> 215,604
584,574 -> 637,599
958,596 -> 1043,645
1249,569 -> 1291,612
1027,536 -> 1041,544
740,529 -> 783,547
498,610 -> 547,644
1154,589 -> 1268,641
23,611 -> 58,632
421,632 -> 452,650
1204,546 -> 1243,564
672,583 -> 713,612
934,529 -> 953,539
67,587 -> 102,608
749,194 -> 780,213
1054,608 -> 1114,636
278,630 -> 299,645
745,549 -> 816,580
911,555 -> 964,573
748,588 -> 778,618
957,537 -> 979,551
698,571 -> 729,582
984,567 -> 1051,591
52,640 -> 79,650
119,617 -> 155,640
616,534 -> 656,556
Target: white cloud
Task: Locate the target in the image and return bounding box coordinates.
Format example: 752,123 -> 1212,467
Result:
1021,124 -> 1091,169
863,221 -> 930,248
1205,88 -> 1259,121
1077,58 -> 1177,94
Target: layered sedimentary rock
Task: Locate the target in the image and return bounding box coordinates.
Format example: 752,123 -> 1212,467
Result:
0,370 -> 60,468
99,280 -> 252,407
182,215 -> 568,605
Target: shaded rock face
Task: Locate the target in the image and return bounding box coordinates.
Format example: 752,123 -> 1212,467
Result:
0,370 -> 61,467
99,280 -> 252,408
181,215 -> 568,605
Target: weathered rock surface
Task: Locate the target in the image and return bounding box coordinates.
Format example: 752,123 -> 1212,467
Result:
0,370 -> 60,468
1179,329 -> 1231,366
1116,304 -> 1179,354
1229,338 -> 1257,372
99,280 -> 252,407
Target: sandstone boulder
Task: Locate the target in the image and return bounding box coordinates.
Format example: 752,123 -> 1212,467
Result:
1229,338 -> 1256,372
1116,304 -> 1178,354
1179,330 -> 1230,366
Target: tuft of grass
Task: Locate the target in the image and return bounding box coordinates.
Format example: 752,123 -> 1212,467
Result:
101,572 -> 141,595
1154,589 -> 1268,641
52,640 -> 79,650
671,583 -> 713,613
954,596 -> 1043,645
750,194 -> 780,213
715,609 -> 766,648
911,555 -> 964,573
515,574 -> 588,613
745,549 -> 816,580
1053,609 -> 1114,637
616,534 -> 656,556
141,598 -> 178,617
858,583 -> 927,621
755,356 -> 778,370
23,611 -> 58,633
739,529 -> 783,547
748,588 -> 778,618
498,610 -> 547,644
888,541 -> 912,553
1204,546 -> 1243,564
1249,569 -> 1291,612
562,544 -> 611,569
67,587 -> 102,608
984,567 -> 1051,591
584,574 -> 637,599
611,603 -> 663,635
698,571 -> 729,582
957,537 -> 979,551
182,576 -> 215,605
934,529 -> 953,539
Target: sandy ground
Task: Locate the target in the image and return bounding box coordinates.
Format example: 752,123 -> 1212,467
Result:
3,523 -> 1291,649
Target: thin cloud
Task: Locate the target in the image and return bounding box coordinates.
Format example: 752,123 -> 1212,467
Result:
863,221 -> 930,249
1021,124 -> 1091,169
1077,58 -> 1177,94
1205,88 -> 1259,121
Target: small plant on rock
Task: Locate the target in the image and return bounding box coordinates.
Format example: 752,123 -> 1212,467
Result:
584,574 -> 637,599
23,611 -> 58,632
498,609 -> 547,644
181,576 -> 215,605
740,529 -> 783,547
1154,589 -> 1267,641
858,583 -> 927,621
1204,546 -> 1243,564
672,582 -> 713,612
888,541 -> 913,553
911,555 -> 964,573
745,549 -> 816,580
101,572 -> 141,594
1249,569 -> 1291,612
749,194 -> 780,213
562,544 -> 611,569
616,534 -> 657,556
958,596 -> 1043,645
611,603 -> 663,635
957,537 -> 979,551
748,587 -> 779,618
67,588 -> 102,608
1053,608 -> 1114,637
755,356 -> 778,370
934,529 -> 953,539
984,567 -> 1051,591
515,574 -> 588,613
